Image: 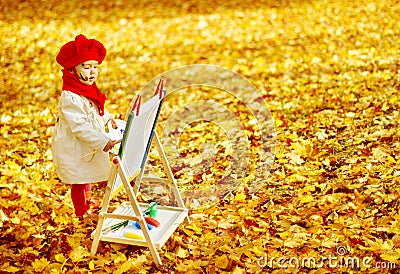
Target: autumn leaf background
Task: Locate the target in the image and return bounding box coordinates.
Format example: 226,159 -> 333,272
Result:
1,0 -> 400,273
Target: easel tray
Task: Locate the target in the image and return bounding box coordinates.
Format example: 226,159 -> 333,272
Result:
91,202 -> 188,248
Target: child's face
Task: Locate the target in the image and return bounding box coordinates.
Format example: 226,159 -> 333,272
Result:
74,60 -> 99,85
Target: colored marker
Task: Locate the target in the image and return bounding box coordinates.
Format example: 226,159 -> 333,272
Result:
124,232 -> 144,240
145,217 -> 160,227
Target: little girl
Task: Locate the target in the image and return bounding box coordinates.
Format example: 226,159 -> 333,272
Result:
52,34 -> 120,217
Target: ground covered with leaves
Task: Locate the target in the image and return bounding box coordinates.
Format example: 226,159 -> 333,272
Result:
1,0 -> 400,273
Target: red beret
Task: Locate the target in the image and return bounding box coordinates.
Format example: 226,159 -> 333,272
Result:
56,34 -> 106,69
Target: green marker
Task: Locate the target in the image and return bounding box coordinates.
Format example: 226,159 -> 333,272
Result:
102,220 -> 128,233
143,202 -> 158,218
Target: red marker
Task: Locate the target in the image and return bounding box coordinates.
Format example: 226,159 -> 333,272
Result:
145,217 -> 160,227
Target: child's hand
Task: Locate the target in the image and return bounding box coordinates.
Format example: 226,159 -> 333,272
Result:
103,139 -> 122,152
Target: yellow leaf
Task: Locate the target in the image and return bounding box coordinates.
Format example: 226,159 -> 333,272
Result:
299,194 -> 314,203
3,265 -> 20,273
372,147 -> 389,162
112,252 -> 127,264
11,216 -> 20,225
275,119 -> 283,127
321,237 -> 337,248
380,251 -> 400,262
165,252 -> 175,261
89,260 -> 95,270
19,117 -> 31,125
131,255 -> 148,268
0,209 -> 9,222
287,153 -> 304,165
182,228 -> 195,237
382,102 -> 389,111
5,160 -> 22,172
215,254 -> 230,269
32,258 -> 49,272
284,238 -> 303,248
232,267 -> 245,274
69,246 -> 89,263
291,140 -> 314,158
234,192 -> 246,202
114,260 -> 132,274
67,235 -> 81,249
55,253 -> 66,263
176,246 -> 188,258
32,234 -> 46,239
302,185 -> 315,193
278,231 -> 291,239
249,245 -> 265,257
284,233 -> 307,248
387,155 -> 395,165
218,218 -> 234,229
186,223 -> 203,234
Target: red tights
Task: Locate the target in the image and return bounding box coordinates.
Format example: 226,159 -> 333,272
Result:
71,183 -> 91,216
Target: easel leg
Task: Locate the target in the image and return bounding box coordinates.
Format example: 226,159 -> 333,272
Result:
118,159 -> 163,267
154,133 -> 191,224
90,164 -> 118,256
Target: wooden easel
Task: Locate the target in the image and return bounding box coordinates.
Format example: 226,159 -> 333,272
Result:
91,80 -> 189,267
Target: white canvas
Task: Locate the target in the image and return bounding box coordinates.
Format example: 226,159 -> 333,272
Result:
111,94 -> 164,196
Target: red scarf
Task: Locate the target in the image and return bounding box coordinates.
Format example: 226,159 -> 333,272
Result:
61,69 -> 106,116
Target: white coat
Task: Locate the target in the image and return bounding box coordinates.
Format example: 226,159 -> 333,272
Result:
52,90 -> 112,184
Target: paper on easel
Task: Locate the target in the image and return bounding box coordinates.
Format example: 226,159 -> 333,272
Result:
111,94 -> 164,196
